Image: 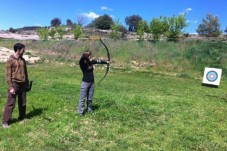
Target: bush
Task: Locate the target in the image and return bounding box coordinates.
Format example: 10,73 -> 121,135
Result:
48,28 -> 56,40
37,28 -> 49,40
55,26 -> 66,40
73,25 -> 83,39
110,19 -> 121,40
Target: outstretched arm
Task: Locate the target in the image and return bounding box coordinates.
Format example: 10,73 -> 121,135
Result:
91,59 -> 108,64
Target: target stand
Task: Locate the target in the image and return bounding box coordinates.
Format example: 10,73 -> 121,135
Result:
202,67 -> 222,88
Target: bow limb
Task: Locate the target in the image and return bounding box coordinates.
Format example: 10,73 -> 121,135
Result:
98,38 -> 110,85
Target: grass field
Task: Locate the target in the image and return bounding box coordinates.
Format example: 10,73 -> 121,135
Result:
0,61 -> 226,150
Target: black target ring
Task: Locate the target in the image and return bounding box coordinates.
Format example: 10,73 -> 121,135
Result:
206,71 -> 218,82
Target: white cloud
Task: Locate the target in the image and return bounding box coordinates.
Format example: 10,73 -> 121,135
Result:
100,6 -> 113,11
186,20 -> 198,24
81,12 -> 99,20
186,8 -> 192,12
180,8 -> 193,15
110,15 -> 115,18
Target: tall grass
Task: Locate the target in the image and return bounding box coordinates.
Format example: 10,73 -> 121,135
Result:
0,39 -> 226,76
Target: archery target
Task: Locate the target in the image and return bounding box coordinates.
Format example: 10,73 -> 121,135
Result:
202,67 -> 222,86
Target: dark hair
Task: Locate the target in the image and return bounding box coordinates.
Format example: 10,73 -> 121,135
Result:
79,51 -> 91,65
81,51 -> 91,59
13,43 -> 25,52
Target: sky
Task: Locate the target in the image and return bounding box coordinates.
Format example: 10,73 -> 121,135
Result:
0,0 -> 226,34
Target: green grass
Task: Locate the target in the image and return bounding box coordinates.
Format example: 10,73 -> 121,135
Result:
0,62 -> 226,150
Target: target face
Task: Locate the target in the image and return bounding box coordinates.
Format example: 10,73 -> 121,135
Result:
206,71 -> 218,82
202,67 -> 222,86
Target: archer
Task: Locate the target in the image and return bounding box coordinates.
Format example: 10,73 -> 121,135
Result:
77,51 -> 109,116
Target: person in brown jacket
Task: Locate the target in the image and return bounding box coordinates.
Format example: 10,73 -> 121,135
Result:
2,43 -> 29,128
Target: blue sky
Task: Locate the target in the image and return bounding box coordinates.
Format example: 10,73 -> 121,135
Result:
0,0 -> 226,33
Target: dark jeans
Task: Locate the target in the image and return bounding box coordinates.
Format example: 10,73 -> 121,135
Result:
2,82 -> 27,124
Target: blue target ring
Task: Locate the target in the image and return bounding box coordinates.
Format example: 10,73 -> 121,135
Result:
206,71 -> 218,82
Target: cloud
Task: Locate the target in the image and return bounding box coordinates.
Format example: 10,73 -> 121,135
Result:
180,8 -> 193,15
100,6 -> 113,11
186,20 -> 198,24
110,15 -> 115,18
81,12 -> 99,20
186,8 -> 192,12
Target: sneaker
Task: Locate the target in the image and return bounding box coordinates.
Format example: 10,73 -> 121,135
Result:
2,123 -> 9,128
79,113 -> 84,116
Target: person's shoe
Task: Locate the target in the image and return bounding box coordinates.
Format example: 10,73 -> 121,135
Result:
2,123 -> 9,128
18,116 -> 25,121
79,113 -> 84,116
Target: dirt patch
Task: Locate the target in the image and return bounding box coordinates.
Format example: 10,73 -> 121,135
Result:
0,31 -> 39,40
0,47 -> 40,63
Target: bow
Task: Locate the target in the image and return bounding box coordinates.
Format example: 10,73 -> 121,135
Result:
26,80 -> 33,92
98,38 -> 110,85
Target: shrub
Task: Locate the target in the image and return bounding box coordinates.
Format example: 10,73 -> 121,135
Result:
48,28 -> 56,40
37,28 -> 49,40
73,25 -> 83,40
55,26 -> 66,40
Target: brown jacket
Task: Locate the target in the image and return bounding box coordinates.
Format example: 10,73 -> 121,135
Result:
6,55 -> 29,89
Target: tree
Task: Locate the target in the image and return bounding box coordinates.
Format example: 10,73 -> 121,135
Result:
150,16 -> 169,41
66,19 -> 74,28
73,25 -> 83,39
9,27 -> 16,33
55,26 -> 66,40
92,14 -> 113,29
136,20 -> 149,40
37,28 -> 49,40
166,14 -> 187,41
110,19 -> 121,40
125,15 -> 142,32
51,18 -> 61,27
196,14 -> 221,37
76,15 -> 87,26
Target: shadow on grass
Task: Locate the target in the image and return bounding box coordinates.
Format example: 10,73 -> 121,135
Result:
10,106 -> 47,124
82,104 -> 100,114
92,104 -> 100,111
26,106 -> 47,119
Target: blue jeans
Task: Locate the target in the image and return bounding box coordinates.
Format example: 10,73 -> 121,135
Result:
78,81 -> 94,114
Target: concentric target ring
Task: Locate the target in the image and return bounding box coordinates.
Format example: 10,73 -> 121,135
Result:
206,71 -> 218,82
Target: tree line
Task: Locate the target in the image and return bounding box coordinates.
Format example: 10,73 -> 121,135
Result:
8,13 -> 227,41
